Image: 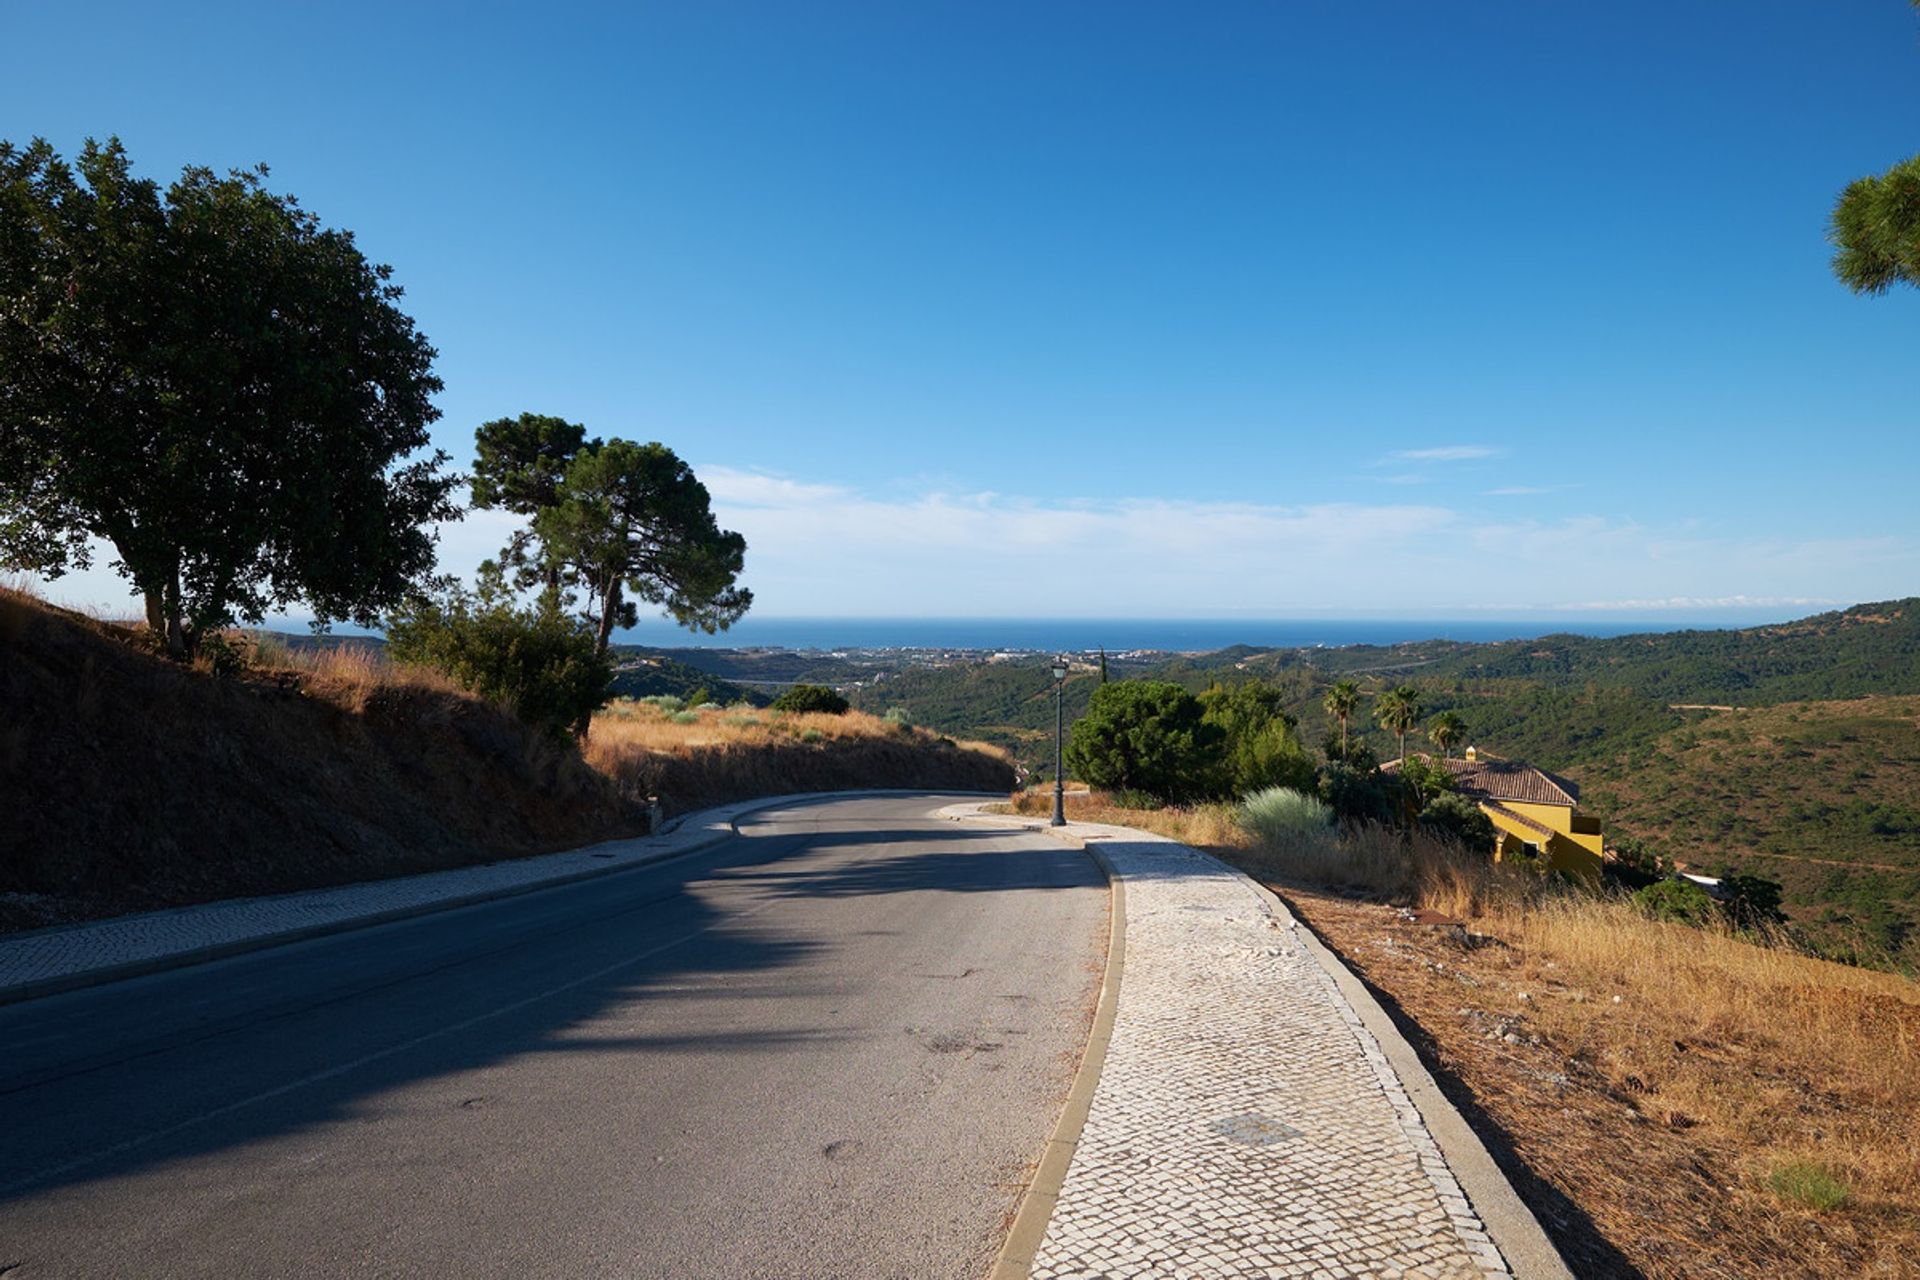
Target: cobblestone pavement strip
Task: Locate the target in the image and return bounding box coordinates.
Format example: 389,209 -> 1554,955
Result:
0,791 -> 952,1004
952,809 -> 1510,1280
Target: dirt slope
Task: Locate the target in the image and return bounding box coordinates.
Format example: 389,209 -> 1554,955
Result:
0,588 -> 639,931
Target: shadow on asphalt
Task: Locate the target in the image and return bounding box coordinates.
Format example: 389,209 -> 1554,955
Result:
0,794 -> 1100,1206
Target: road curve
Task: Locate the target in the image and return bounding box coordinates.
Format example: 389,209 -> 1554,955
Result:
0,794 -> 1107,1280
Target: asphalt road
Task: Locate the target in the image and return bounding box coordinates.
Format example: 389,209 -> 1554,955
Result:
0,794 -> 1107,1279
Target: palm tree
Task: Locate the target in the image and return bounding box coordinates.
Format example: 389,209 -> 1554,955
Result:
1323,680 -> 1360,761
1427,710 -> 1465,759
1375,684 -> 1421,765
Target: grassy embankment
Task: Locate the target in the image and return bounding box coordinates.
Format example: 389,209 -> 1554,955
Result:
0,584 -> 1009,931
1005,786 -> 1920,1280
584,696 -> 1013,814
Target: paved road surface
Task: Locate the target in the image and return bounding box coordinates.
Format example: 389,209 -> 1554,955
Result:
0,795 -> 1106,1279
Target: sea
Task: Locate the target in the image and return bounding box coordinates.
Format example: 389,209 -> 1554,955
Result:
608,614 -> 1788,653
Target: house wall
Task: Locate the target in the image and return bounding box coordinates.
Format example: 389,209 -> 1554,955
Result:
1483,801 -> 1604,882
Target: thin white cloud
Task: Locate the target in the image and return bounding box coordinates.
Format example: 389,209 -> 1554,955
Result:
1547,595 -> 1840,613
1387,444 -> 1503,463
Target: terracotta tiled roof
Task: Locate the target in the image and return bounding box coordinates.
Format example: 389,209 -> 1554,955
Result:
1383,753 -> 1580,807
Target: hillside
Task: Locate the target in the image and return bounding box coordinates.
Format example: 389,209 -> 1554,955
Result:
1573,697 -> 1920,964
0,586 -> 639,932
838,601 -> 1920,963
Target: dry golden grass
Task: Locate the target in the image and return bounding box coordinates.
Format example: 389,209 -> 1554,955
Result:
1016,783 -> 1920,1278
586,698 -> 1015,814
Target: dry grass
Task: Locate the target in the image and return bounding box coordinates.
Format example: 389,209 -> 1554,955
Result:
585,698 -> 1014,814
0,584 -> 635,931
1022,783 -> 1920,1278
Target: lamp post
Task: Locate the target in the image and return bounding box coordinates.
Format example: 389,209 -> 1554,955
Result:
1051,656 -> 1069,827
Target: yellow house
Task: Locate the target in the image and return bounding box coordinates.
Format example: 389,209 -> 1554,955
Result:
1387,746 -> 1605,881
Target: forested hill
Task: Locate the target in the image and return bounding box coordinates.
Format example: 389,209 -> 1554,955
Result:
1248,598 -> 1920,704
844,598 -> 1920,776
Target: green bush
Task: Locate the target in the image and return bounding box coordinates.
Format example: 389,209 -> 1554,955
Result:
1718,871 -> 1789,928
386,579 -> 611,738
1417,791 -> 1496,849
1200,681 -> 1317,798
669,710 -> 701,724
1319,761 -> 1393,824
771,684 -> 850,715
799,727 -> 825,743
1633,878 -> 1720,927
1065,680 -> 1224,805
1768,1160 -> 1849,1211
638,694 -> 685,712
884,706 -> 913,728
1240,787 -> 1333,844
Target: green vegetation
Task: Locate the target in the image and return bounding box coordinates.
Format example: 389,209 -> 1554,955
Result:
0,137 -> 456,659
385,573 -> 611,739
1768,1161 -> 1851,1213
842,600 -> 1920,968
1065,681 -> 1222,804
1238,787 -> 1333,844
1199,680 -> 1316,796
1829,0 -> 1920,296
771,684 -> 851,715
1633,878 -> 1720,927
474,425 -> 751,657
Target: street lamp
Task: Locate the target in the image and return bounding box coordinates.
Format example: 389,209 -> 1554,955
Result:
1050,656 -> 1069,827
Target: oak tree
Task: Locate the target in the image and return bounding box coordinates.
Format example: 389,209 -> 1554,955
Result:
0,138 -> 455,657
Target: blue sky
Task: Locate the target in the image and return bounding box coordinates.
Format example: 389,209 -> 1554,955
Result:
7,1 -> 1920,622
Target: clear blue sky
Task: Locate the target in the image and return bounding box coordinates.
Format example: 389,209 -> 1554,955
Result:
7,1 -> 1919,622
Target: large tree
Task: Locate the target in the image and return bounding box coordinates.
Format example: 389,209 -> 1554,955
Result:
1374,684 -> 1422,765
531,438 -> 751,656
470,412 -> 596,596
0,138 -> 455,657
1064,680 -> 1224,805
1323,679 -> 1360,762
1829,3 -> 1920,293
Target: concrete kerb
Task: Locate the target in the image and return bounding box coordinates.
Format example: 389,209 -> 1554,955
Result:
0,788 -> 1003,1008
943,801 -> 1573,1280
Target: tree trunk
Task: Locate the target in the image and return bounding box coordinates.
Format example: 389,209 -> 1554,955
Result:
594,578 -> 623,659
141,576 -> 192,660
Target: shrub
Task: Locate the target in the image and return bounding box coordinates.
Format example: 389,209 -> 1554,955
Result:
1719,871 -> 1789,928
1607,835 -> 1673,889
799,727 -> 825,743
638,694 -> 685,712
1239,787 -> 1333,844
1768,1160 -> 1850,1211
386,580 -> 611,738
1417,791 -> 1497,849
1319,761 -> 1394,824
884,707 -> 913,729
1065,680 -> 1223,805
669,710 -> 701,724
1200,681 -> 1317,798
1633,878 -> 1720,927
772,684 -> 850,715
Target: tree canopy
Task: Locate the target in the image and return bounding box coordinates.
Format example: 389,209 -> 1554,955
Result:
1829,3 -> 1920,294
468,420 -> 750,655
1065,680 -> 1223,804
0,138 -> 456,657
